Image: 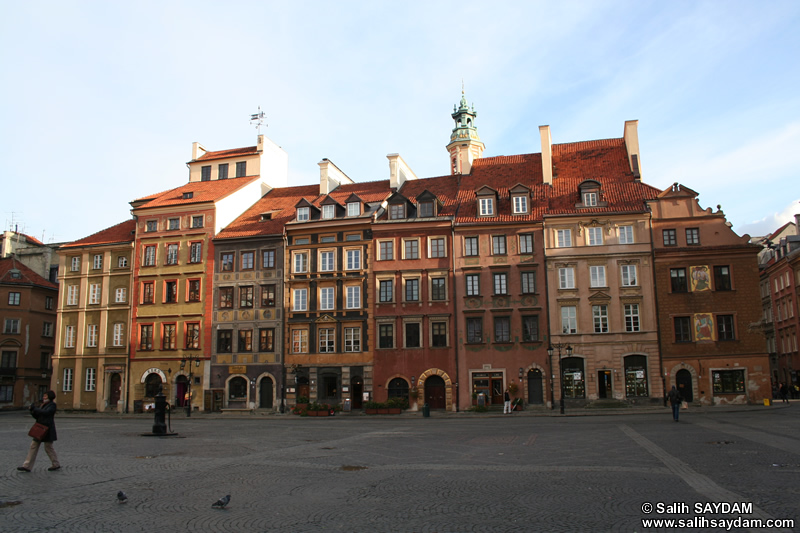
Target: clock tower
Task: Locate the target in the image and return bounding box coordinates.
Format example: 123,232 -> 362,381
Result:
446,91 -> 485,175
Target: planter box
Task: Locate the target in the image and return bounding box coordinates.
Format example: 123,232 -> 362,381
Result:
388,408 -> 402,414
377,408 -> 389,414
365,409 -> 378,414
309,410 -> 329,417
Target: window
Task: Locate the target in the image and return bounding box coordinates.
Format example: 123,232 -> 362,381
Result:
431,321 -> 447,347
85,368 -> 96,392
431,277 -> 446,300
43,322 -> 53,337
404,239 -> 419,259
405,279 -> 419,302
88,283 -> 101,304
418,201 -> 434,218
168,218 -> 180,231
479,198 -> 494,216
522,315 -> 539,342
262,250 -> 275,269
583,192 -> 598,206
662,229 -> 677,246
188,280 -> 201,302
186,242 -> 201,264
8,292 -> 20,305
65,326 -> 76,348
714,266 -> 731,291
115,287 -> 126,303
293,288 -> 307,311
261,285 -> 276,307
466,317 -> 483,343
201,166 -> 211,181
624,304 -> 640,332
216,163 -> 228,180
143,246 -> 156,266
293,252 -> 308,273
466,274 -> 480,296
67,284 -> 78,305
346,249 -> 361,270
87,324 -> 98,347
379,280 -> 393,303
241,252 -> 254,270
0,384 -> 12,402
110,323 -> 124,347
379,324 -> 394,348
670,268 -> 688,292
674,317 -> 692,343
220,252 -> 234,271
717,314 -> 735,341
45,296 -> 53,310
389,204 -> 405,219
217,330 -> 232,353
93,254 -> 102,270
322,204 -> 335,219
347,202 -> 360,217
191,215 -> 204,228
236,161 -> 246,177
165,243 -> 178,265
162,324 -> 176,350
405,322 -> 421,348
185,323 -> 200,349
259,328 -> 275,352
344,327 -> 361,352
139,325 -> 153,350
164,281 -> 177,303
624,355 -> 649,397
70,256 -> 80,271
63,368 -> 73,392
318,329 -> 335,352
494,317 -> 511,343
561,306 -> 577,334
590,266 -> 606,288
713,369 -> 745,393
685,228 -> 700,245
429,237 -> 446,258
513,195 -> 528,214
559,267 -> 575,289
519,234 -> 533,254
145,220 -> 158,232
593,305 -> 609,333
492,235 -> 507,255
621,265 -> 637,287
296,207 -> 310,221
521,272 -> 536,294
493,273 -> 508,295
219,287 -> 233,308
238,330 -> 253,352
378,241 -> 393,261
345,233 -> 361,242
619,225 -> 634,244
464,236 -> 479,256
320,287 -> 334,310
557,229 -> 572,248
346,286 -> 361,309
587,227 -> 603,246
4,319 -> 20,334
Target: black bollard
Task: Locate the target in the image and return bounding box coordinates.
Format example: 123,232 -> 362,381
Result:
152,390 -> 167,435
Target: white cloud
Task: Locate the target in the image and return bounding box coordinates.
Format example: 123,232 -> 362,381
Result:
739,198 -> 800,238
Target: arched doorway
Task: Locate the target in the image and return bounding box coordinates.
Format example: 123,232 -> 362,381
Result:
259,378 -> 274,408
351,375 -> 363,408
144,373 -> 162,399
175,375 -> 189,407
676,369 -> 693,403
387,378 -> 409,400
424,375 -> 446,409
109,373 -> 121,406
527,369 -> 543,404
228,376 -> 248,407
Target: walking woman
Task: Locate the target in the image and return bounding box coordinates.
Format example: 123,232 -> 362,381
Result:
17,390 -> 61,472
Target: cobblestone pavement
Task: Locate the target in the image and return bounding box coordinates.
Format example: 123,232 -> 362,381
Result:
1,405 -> 798,532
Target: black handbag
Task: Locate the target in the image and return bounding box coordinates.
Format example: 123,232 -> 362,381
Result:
28,422 -> 49,440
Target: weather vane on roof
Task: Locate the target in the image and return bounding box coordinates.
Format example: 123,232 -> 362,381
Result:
250,106 -> 267,133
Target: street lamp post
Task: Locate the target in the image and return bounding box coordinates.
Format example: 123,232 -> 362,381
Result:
547,344 -> 573,415
181,355 -> 201,417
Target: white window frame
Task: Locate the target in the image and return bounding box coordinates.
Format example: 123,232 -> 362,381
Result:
292,329 -> 308,353
519,233 -> 533,254
89,283 -> 101,304
319,250 -> 335,272
93,254 -> 102,270
113,323 -> 125,347
346,285 -> 361,309
402,238 -> 419,259
319,287 -> 334,310
624,304 -> 640,332
559,267 -> 575,289
87,324 -> 98,347
344,327 -> 361,352
43,322 -> 53,337
65,325 -> 75,348
347,202 -> 360,217
621,265 -> 638,287
429,237 -> 446,258
593,305 -> 609,333
85,368 -> 96,392
166,243 -> 179,265
292,288 -> 308,311
63,368 -> 73,392
71,256 -> 80,272
557,229 -> 572,248
67,285 -> 79,306
479,197 -> 494,216
590,266 -> 606,288
346,249 -> 361,270
296,207 -> 310,221
493,273 -> 508,295
318,328 -> 335,353
561,306 -> 577,334
322,204 -> 335,219
512,195 -> 528,214
293,252 -> 308,273
583,192 -> 598,206
587,227 -> 603,246
118,256 -> 128,268
619,225 -> 634,244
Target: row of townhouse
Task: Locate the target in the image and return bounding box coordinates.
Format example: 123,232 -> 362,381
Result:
46,95 -> 771,414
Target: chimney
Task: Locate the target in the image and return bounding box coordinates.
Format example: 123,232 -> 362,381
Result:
539,125 -> 553,185
191,142 -> 207,161
318,159 -> 354,195
623,120 -> 642,180
387,153 -> 419,190
795,214 -> 800,236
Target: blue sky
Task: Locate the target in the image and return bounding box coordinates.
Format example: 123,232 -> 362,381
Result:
2,1 -> 799,243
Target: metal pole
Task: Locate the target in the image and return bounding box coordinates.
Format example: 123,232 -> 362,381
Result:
186,360 -> 192,417
559,350 -> 565,415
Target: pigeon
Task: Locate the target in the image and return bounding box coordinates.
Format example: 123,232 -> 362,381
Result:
212,495 -> 230,509
117,491 -> 128,504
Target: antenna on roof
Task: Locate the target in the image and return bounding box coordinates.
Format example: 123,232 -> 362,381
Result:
250,106 -> 267,134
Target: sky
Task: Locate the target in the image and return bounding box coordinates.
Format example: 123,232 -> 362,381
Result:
2,0 -> 799,244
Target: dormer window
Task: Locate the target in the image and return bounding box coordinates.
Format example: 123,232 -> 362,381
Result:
322,205 -> 335,219
347,202 -> 360,217
297,207 -> 310,222
577,181 -> 606,209
418,201 -> 434,218
182,192 -> 194,200
513,196 -> 528,214
235,161 -> 246,177
479,198 -> 494,216
583,192 -> 597,206
389,204 -> 405,220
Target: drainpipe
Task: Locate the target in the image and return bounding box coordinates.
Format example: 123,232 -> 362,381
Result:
543,218 -> 555,410
451,218 -> 460,411
646,204 -> 667,404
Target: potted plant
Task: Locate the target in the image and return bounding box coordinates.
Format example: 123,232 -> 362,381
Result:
386,396 -> 408,414
295,395 -> 309,414
364,401 -> 380,415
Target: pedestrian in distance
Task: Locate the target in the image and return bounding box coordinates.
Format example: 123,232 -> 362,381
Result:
17,390 -> 61,472
667,385 -> 683,422
503,390 -> 511,414
778,382 -> 789,404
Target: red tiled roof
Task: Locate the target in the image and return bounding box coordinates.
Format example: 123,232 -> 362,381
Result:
132,176 -> 262,209
0,256 -> 58,289
193,146 -> 258,162
216,184 -> 321,239
394,175 -> 461,217
61,219 -> 136,249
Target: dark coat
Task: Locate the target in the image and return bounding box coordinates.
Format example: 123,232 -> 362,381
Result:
30,401 -> 57,442
667,387 -> 683,406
